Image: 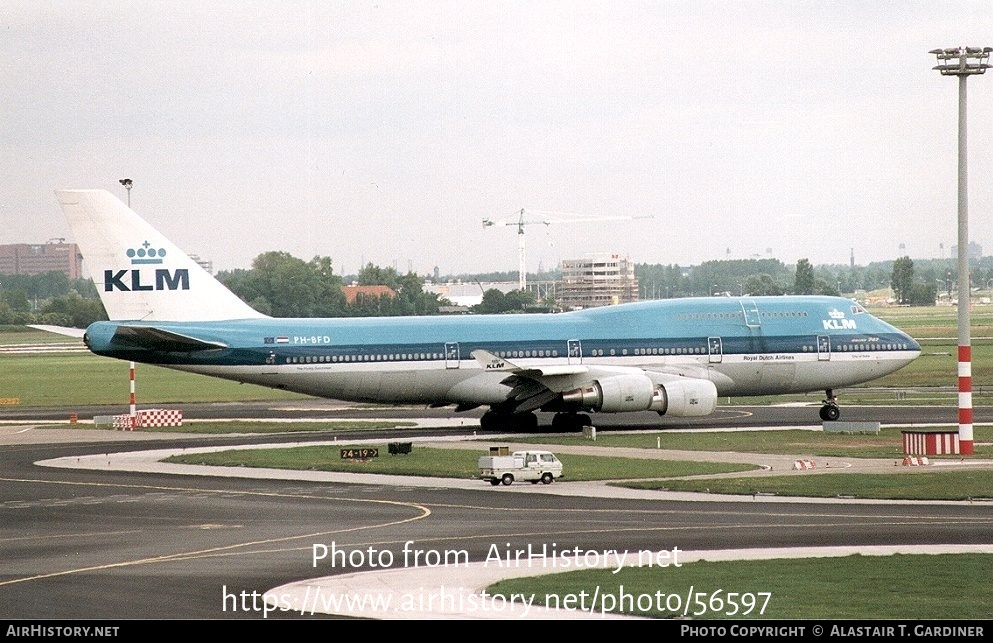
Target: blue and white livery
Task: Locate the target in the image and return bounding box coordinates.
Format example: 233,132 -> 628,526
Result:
56,190 -> 921,430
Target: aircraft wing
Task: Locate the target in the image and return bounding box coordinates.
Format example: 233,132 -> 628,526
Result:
470,349 -> 591,413
468,349 -> 721,416
470,349 -> 588,377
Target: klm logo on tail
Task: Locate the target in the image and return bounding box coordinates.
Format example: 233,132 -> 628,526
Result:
103,269 -> 189,292
103,241 -> 189,292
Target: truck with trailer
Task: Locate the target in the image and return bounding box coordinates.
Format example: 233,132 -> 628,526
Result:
478,450 -> 563,486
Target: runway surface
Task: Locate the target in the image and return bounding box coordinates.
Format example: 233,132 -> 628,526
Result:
1,403 -> 992,620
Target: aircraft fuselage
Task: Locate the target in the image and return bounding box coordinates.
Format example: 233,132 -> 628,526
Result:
83,295 -> 920,408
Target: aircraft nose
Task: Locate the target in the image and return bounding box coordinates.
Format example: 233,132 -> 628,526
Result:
904,332 -> 922,353
897,331 -> 922,362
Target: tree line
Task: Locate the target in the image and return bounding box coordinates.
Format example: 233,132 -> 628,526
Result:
217,252 -> 445,317
636,255 -> 993,304
5,251 -> 993,326
0,272 -> 104,327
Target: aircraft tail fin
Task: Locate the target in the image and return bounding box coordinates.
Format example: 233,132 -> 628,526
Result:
55,189 -> 266,322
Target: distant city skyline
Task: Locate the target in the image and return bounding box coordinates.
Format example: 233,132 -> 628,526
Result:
3,2 -> 992,278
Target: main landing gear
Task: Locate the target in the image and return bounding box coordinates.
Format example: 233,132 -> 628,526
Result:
551,412 -> 593,432
819,389 -> 840,421
479,411 -> 538,432
478,411 -> 593,432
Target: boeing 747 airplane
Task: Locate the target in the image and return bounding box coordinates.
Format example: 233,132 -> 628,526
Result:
54,189 -> 921,431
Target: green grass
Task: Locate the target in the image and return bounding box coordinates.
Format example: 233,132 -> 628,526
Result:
866,338 -> 993,389
855,305 -> 993,390
510,426 -> 992,459
161,427 -> 993,498
872,305 -> 993,338
165,446 -> 756,480
0,327 -> 81,344
490,554 -> 993,619
0,353 -> 309,406
621,470 -> 993,501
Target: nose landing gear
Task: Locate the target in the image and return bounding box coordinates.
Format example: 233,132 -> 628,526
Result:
819,389 -> 840,421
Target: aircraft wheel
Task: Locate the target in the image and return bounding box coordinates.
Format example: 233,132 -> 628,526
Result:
820,405 -> 840,421
552,413 -> 592,432
501,473 -> 514,486
540,472 -> 554,485
479,412 -> 498,431
516,413 -> 538,432
489,479 -> 501,486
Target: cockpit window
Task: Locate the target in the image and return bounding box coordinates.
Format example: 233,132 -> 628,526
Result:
851,305 -> 867,315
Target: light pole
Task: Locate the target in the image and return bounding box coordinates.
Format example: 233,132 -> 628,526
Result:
930,46 -> 991,455
118,178 -> 136,427
119,178 -> 132,207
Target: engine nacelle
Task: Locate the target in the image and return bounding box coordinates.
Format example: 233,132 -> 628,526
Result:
655,377 -> 718,417
559,374 -> 717,416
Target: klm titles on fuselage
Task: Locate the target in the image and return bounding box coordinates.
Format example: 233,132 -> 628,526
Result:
823,308 -> 857,330
822,318 -> 856,330
103,268 -> 190,292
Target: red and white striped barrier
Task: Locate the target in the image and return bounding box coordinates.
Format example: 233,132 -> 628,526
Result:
902,431 -> 960,456
902,456 -> 930,467
792,460 -> 816,470
112,409 -> 183,430
136,409 -> 183,428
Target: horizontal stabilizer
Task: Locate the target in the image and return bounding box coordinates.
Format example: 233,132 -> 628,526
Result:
28,324 -> 87,339
112,326 -> 228,352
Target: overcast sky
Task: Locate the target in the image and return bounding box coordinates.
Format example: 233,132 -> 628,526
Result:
3,1 -> 993,279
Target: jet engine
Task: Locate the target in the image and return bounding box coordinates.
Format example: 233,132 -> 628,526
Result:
559,374 -> 717,417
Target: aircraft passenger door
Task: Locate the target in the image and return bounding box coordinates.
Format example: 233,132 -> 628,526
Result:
708,337 -> 723,364
445,342 -> 460,369
817,335 -> 831,361
567,339 -> 582,365
740,300 -> 761,328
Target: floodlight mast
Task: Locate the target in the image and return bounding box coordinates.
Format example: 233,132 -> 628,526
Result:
929,46 -> 991,456
119,178 -> 132,207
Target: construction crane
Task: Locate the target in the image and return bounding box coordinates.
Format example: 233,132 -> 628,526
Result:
482,208 -> 649,290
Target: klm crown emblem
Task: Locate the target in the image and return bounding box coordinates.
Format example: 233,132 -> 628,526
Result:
127,241 -> 166,265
